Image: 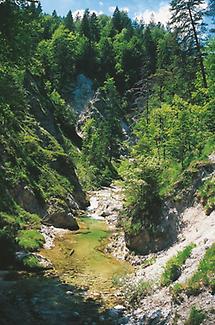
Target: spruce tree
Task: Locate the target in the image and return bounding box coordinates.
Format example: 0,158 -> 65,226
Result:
90,12 -> 100,42
169,0 -> 207,88
79,9 -> 91,39
64,10 -> 75,32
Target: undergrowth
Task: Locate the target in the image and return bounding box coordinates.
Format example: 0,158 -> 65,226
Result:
126,280 -> 153,306
185,243 -> 215,295
16,230 -> 45,252
161,244 -> 196,286
172,244 -> 215,298
185,306 -> 206,325
197,175 -> 215,215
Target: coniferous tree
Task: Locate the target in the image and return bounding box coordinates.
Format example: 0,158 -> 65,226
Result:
112,6 -> 122,33
111,6 -> 132,35
80,9 -> 91,39
169,0 -> 208,88
36,2 -> 42,15
64,10 -> 75,32
90,12 -> 100,42
143,26 -> 157,75
52,10 -> 57,18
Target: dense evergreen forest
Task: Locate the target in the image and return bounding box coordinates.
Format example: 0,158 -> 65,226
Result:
0,0 -> 214,268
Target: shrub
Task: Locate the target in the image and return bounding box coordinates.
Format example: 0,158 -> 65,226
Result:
22,255 -> 42,270
197,175 -> 215,215
127,280 -> 152,305
171,283 -> 184,302
185,306 -> 206,325
16,230 -> 45,252
186,244 -> 215,295
161,244 -> 196,286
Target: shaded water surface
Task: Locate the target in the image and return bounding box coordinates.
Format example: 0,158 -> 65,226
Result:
0,218 -> 132,324
41,217 -> 133,306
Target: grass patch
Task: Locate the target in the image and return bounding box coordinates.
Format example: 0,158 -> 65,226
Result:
197,175 -> 215,215
185,306 -> 206,325
141,256 -> 156,268
126,280 -> 152,305
16,230 -> 45,252
22,255 -> 42,270
170,160 -> 214,202
112,274 -> 126,286
159,161 -> 182,197
161,244 -> 196,286
185,244 -> 215,295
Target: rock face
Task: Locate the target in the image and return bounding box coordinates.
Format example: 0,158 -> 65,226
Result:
124,202 -> 178,256
77,88 -> 130,140
15,251 -> 53,270
11,181 -> 81,230
43,210 -> 79,231
10,182 -> 46,216
4,72 -> 89,231
87,185 -> 124,227
24,72 -> 83,149
72,74 -> 94,114
124,160 -> 215,255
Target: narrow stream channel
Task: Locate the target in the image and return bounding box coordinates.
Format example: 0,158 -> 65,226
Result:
41,216 -> 133,308
0,189 -> 133,324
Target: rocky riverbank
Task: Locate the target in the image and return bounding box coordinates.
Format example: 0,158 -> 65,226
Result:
0,182 -> 214,324
84,184 -> 215,324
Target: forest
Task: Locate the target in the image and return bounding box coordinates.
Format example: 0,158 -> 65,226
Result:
0,0 -> 214,323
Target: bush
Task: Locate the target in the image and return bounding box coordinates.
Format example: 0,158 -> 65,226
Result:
127,280 -> 152,305
185,306 -> 206,325
16,230 -> 45,252
161,244 -> 196,286
197,175 -> 215,215
171,283 -> 183,302
22,255 -> 42,270
185,244 -> 215,295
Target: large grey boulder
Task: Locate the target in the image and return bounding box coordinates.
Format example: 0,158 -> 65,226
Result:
44,201 -> 79,230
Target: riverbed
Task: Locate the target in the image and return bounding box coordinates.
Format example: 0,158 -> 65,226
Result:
0,187 -> 134,324
41,216 -> 133,308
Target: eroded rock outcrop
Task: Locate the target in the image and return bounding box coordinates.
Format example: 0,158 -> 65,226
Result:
44,202 -> 79,230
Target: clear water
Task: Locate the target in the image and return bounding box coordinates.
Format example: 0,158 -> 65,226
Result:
41,217 -> 132,307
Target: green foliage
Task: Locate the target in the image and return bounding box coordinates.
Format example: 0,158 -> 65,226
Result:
160,244 -> 196,286
185,307 -> 206,325
159,161 -> 182,197
119,157 -> 162,239
169,0 -> 207,88
197,175 -> 215,215
185,244 -> 215,295
78,78 -> 123,189
0,0 -> 214,271
0,209 -> 41,267
171,282 -> 183,301
141,256 -> 156,268
126,280 -> 152,305
22,255 -> 42,270
16,230 -> 45,252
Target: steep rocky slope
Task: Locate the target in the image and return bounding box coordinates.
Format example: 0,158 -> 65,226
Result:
0,70 -> 87,268
87,158 -> 215,324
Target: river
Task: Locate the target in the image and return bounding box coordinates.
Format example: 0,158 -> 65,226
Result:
41,216 -> 132,308
0,187 -> 133,324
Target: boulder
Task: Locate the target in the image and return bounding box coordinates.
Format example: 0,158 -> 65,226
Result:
43,209 -> 79,231
10,182 -> 45,216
